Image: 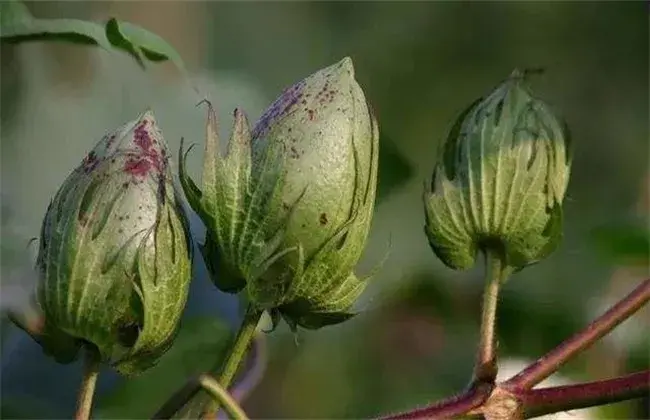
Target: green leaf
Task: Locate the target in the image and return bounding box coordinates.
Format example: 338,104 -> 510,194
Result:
0,0 -> 109,47
1,1 -> 188,74
591,223 -> 649,266
105,18 -> 187,73
377,133 -> 414,204
95,317 -> 232,419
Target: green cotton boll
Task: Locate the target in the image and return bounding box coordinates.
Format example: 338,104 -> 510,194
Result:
423,69 -> 572,272
180,57 -> 379,331
32,111 -> 192,375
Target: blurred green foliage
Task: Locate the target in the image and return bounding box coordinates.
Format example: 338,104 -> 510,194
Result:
0,396 -> 57,419
1,1 -> 647,419
591,222 -> 650,267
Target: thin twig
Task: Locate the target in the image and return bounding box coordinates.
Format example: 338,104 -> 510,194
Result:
198,373 -> 250,420
515,370 -> 650,418
504,278 -> 650,390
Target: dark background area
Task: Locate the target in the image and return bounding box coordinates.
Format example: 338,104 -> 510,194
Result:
1,2 -> 648,419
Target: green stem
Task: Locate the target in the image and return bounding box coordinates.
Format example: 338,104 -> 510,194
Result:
198,373 -> 250,420
472,250 -> 510,385
203,304 -> 263,418
75,345 -> 101,420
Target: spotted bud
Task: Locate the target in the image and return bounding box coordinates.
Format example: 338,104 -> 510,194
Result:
424,69 -> 571,272
181,57 -> 379,330
31,111 -> 192,375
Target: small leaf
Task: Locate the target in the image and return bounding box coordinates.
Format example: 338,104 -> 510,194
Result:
105,18 -> 187,73
1,1 -> 188,74
591,223 -> 650,266
377,133 -> 414,203
94,317 -> 232,419
0,0 -> 109,47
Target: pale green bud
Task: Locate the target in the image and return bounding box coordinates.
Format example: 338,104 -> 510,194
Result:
423,69 -> 572,271
32,111 -> 192,375
181,57 -> 379,330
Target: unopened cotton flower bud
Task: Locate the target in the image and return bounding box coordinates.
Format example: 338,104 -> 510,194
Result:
424,69 -> 571,272
30,111 -> 192,375
181,57 -> 379,330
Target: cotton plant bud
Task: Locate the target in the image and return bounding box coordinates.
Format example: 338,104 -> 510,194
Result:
180,57 -> 378,330
29,111 -> 192,375
424,69 -> 571,272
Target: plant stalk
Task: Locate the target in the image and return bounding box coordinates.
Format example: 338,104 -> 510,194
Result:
504,278 -> 650,390
202,304 -> 263,418
473,251 -> 510,385
377,278 -> 650,420
198,373 -> 250,420
75,345 -> 101,420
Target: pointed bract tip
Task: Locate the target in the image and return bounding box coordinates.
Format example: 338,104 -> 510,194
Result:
233,107 -> 245,119
338,56 -> 355,78
509,68 -> 524,79
140,108 -> 157,122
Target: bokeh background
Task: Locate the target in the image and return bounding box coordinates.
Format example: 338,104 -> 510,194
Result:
1,1 -> 648,419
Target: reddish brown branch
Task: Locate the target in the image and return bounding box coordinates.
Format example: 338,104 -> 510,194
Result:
504,278 -> 650,390
378,279 -> 649,419
379,383 -> 492,420
516,370 -> 650,418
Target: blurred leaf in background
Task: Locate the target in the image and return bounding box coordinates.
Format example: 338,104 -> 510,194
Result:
376,134 -> 414,203
0,396 -> 57,419
591,222 -> 649,268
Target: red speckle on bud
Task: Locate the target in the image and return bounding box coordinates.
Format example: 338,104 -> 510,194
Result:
33,109 -> 192,374
118,116 -> 169,178
134,120 -> 153,152
124,157 -> 152,177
